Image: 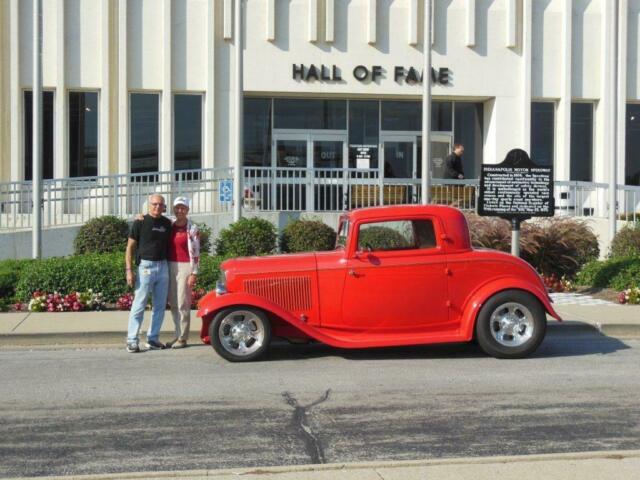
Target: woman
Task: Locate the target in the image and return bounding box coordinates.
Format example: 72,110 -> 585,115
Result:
163,196 -> 200,348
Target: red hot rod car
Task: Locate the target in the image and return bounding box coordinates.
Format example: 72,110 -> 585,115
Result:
197,205 -> 561,361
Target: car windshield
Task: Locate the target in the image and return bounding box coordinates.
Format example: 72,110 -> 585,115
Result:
336,219 -> 349,249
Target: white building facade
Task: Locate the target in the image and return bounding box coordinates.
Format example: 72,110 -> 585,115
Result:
0,0 -> 639,218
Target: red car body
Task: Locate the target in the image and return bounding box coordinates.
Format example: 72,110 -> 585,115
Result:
198,205 -> 561,360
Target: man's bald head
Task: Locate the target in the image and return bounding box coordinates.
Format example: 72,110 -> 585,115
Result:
148,194 -> 166,218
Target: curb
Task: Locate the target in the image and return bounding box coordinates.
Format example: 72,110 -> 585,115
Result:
1,322 -> 639,347
7,449 -> 640,480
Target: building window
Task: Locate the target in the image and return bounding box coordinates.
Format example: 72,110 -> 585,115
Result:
625,104 -> 640,186
381,101 -> 421,131
174,94 -> 202,174
69,92 -> 99,177
130,93 -> 159,176
24,91 -> 54,181
244,98 -> 272,167
570,103 -> 593,182
454,102 -> 483,179
348,100 -> 379,169
530,102 -> 554,167
274,99 -> 346,130
432,101 -> 453,132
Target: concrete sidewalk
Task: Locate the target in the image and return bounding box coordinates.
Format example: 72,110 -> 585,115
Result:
0,303 -> 639,346
10,450 -> 640,480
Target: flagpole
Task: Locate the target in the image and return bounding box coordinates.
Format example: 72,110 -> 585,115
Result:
421,0 -> 432,204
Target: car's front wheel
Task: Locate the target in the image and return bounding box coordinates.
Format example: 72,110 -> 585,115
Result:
210,307 -> 271,362
475,290 -> 546,359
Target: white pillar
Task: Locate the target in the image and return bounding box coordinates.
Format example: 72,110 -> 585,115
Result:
99,0 -> 111,177
521,0 -> 532,153
325,0 -> 334,43
117,0 -> 128,175
32,0 -> 43,258
233,0 -> 243,221
204,0 -> 215,170
421,0 -> 432,204
9,0 -> 20,182
54,0 -> 66,179
556,0 -> 572,182
161,0 -> 172,175
604,1 -> 618,239
617,0 -> 628,216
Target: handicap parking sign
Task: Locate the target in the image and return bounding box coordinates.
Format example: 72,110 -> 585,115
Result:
219,180 -> 233,203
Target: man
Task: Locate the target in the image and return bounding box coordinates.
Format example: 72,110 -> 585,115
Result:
125,194 -> 172,352
444,143 -> 465,179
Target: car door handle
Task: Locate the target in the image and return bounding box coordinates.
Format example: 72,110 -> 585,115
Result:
348,269 -> 360,277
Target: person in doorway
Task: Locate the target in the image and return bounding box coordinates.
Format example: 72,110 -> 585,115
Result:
165,196 -> 200,349
444,143 -> 465,179
125,194 -> 172,352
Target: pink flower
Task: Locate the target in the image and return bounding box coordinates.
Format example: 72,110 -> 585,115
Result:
618,292 -> 627,304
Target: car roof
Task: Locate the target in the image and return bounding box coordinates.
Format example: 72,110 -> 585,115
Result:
345,204 -> 472,252
347,204 -> 465,222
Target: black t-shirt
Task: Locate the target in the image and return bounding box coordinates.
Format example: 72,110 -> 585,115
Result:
129,214 -> 172,263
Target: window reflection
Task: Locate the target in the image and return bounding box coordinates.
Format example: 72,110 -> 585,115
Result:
570,103 -> 593,182
24,91 -> 54,180
174,94 -> 202,176
69,92 -> 98,177
130,93 -> 159,177
625,104 -> 640,186
531,102 -> 554,167
274,99 -> 346,130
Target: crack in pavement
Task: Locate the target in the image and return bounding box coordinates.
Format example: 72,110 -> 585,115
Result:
282,389 -> 331,464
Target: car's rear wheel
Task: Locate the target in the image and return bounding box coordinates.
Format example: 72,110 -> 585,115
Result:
475,290 -> 546,359
210,307 -> 271,362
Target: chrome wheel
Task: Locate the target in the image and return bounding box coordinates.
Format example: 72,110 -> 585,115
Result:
218,310 -> 266,357
489,302 -> 534,347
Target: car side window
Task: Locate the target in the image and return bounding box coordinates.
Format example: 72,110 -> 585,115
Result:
357,219 -> 435,252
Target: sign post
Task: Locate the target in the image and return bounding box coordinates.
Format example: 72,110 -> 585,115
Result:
478,149 -> 554,256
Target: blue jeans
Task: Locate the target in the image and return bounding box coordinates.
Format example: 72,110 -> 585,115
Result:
127,260 -> 169,344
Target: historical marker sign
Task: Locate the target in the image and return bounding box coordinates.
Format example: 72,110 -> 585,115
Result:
478,149 -> 554,220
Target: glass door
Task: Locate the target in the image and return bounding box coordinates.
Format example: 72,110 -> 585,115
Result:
428,133 -> 453,179
272,132 -> 347,211
381,134 -> 416,205
311,133 -> 347,211
273,133 -> 308,210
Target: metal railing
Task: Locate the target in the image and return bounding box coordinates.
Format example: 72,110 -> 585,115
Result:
0,167 -> 233,231
1,167 -> 639,231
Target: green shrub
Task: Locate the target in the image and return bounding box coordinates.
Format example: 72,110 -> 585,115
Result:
358,226 -> 411,251
74,216 -> 129,255
196,222 -> 212,255
15,253 -> 129,302
520,217 -> 599,278
610,223 -> 640,258
0,259 -> 34,299
215,217 -> 277,257
575,256 -> 640,290
281,219 -> 336,253
194,254 -> 226,291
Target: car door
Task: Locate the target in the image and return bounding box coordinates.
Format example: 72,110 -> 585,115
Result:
340,217 -> 451,334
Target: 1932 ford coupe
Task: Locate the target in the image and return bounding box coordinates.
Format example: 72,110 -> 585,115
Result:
197,205 -> 561,361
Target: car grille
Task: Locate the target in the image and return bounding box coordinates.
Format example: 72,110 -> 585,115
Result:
244,276 -> 312,311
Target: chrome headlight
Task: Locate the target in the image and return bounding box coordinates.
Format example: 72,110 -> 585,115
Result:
215,269 -> 227,295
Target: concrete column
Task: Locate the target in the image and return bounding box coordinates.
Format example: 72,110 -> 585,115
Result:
54,0 -> 66,179
521,0 -> 532,152
160,0 -> 172,174
617,0 -> 628,188
367,0 -> 376,45
10,0 -> 21,181
555,0 -> 572,181
506,0 -> 516,48
99,0 -> 111,177
466,0 -> 476,47
0,1 -> 8,182
309,0 -> 317,42
600,0 -> 616,186
223,0 -> 232,40
204,0 -> 215,170
325,0 -> 334,43
117,0 -> 128,174
266,0 -> 275,41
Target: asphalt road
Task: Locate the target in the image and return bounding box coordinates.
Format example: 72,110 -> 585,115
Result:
1,332 -> 639,478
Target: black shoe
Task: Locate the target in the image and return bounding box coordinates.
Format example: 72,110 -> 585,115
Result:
145,340 -> 166,350
126,342 -> 141,353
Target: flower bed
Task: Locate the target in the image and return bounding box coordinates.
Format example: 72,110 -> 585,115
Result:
26,290 -> 105,312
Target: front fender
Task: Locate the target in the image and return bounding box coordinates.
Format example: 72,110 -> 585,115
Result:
196,291 -> 345,347
458,278 -> 562,341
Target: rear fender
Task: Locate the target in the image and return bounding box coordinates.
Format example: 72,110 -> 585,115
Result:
197,292 -> 338,346
458,278 -> 562,341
